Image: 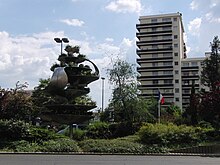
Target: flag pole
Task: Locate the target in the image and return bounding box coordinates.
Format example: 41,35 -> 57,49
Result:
158,100 -> 160,123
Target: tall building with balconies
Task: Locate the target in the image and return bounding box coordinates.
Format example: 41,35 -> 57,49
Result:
136,13 -> 205,110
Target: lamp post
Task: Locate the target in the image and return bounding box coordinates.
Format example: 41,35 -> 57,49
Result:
54,37 -> 69,54
101,77 -> 105,113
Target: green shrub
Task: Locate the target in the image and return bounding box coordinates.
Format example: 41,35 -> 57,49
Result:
26,127 -> 64,142
86,122 -> 111,139
0,120 -> 30,140
72,129 -> 86,141
79,138 -> 144,153
41,138 -> 80,152
138,123 -> 205,147
7,140 -> 42,152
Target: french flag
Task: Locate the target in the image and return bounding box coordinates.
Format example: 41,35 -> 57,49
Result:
158,90 -> 165,104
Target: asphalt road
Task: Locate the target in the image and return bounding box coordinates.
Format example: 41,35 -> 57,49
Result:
0,154 -> 219,165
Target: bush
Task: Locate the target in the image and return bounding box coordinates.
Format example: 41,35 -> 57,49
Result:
86,122 -> 111,139
41,138 -> 80,152
7,140 -> 42,152
72,129 -> 86,141
79,138 -> 144,153
26,127 -> 64,142
109,122 -> 141,138
138,123 -> 206,147
0,120 -> 30,141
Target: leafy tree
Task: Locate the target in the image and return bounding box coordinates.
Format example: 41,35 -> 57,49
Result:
106,59 -> 155,124
198,36 -> 220,127
201,36 -> 220,91
0,81 -> 34,121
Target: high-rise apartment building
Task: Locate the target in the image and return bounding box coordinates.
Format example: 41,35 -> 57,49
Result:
136,13 -> 205,110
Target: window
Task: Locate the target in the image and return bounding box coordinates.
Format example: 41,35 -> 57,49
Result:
183,89 -> 190,94
174,52 -> 178,56
183,80 -> 189,85
183,62 -> 189,67
183,72 -> 189,76
164,80 -> 172,84
153,89 -> 158,94
163,35 -> 172,39
152,45 -> 158,49
191,62 -> 198,66
174,35 -> 178,39
163,61 -> 172,66
153,80 -> 158,84
163,53 -> 172,57
175,61 -> 178,65
174,44 -> 178,48
175,79 -> 179,83
163,26 -> 171,30
152,71 -> 158,76
152,36 -> 158,40
175,70 -> 179,74
152,62 -> 158,67
173,26 -> 178,29
152,27 -> 157,32
175,88 -> 179,93
173,18 -> 177,21
163,70 -> 172,75
151,18 -> 157,23
191,71 -> 198,76
162,18 -> 171,22
152,54 -> 158,58
175,97 -> 179,102
163,44 -> 172,48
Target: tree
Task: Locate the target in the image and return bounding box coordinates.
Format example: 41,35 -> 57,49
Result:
199,36 -> 220,127
201,36 -> 220,91
0,81 -> 34,121
106,59 -> 155,124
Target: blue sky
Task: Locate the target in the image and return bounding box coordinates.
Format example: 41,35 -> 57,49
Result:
0,0 -> 220,109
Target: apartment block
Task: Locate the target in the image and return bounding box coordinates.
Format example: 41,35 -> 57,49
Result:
136,13 -> 205,110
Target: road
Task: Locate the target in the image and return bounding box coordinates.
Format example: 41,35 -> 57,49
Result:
0,154 -> 219,165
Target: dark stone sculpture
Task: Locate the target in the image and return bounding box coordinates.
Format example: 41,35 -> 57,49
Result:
41,45 -> 99,125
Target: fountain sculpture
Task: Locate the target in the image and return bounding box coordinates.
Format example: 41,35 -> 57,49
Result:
41,45 -> 99,125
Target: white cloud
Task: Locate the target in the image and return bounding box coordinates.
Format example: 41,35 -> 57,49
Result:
105,37 -> 114,42
105,0 -> 142,14
190,1 -> 199,10
188,17 -> 202,36
60,19 -> 84,27
205,12 -> 220,23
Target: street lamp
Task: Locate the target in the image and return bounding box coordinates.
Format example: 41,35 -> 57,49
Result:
101,77 -> 105,113
54,37 -> 69,54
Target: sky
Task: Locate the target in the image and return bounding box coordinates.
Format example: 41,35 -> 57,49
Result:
0,0 -> 220,110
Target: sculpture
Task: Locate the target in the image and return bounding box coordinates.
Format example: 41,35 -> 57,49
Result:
41,45 -> 100,125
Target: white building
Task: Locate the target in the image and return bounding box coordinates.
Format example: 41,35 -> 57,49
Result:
136,13 -> 205,110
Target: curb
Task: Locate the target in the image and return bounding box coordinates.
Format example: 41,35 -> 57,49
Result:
0,152 -> 220,157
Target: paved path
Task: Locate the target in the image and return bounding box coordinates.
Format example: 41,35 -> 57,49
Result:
0,154 -> 219,165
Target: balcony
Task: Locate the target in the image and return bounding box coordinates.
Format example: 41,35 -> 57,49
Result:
137,57 -> 173,64
137,74 -> 173,79
136,47 -> 173,54
137,65 -> 173,70
136,39 -> 172,46
136,21 -> 172,30
136,30 -> 172,38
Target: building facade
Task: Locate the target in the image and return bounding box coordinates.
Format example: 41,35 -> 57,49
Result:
136,13 -> 205,110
